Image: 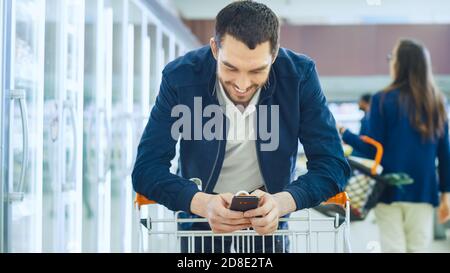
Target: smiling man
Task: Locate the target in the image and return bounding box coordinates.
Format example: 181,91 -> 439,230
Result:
132,0 -> 350,253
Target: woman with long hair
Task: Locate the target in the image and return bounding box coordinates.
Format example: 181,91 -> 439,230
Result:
340,39 -> 450,252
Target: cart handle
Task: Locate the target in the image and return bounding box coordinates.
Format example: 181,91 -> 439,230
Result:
135,192 -> 350,209
359,135 -> 384,176
135,193 -> 156,208
322,192 -> 350,207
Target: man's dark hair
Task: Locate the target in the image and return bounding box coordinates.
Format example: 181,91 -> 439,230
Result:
360,93 -> 372,104
215,1 -> 280,55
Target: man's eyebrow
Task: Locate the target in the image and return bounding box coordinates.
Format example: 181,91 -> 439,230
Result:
249,64 -> 269,72
222,61 -> 238,69
222,61 -> 269,72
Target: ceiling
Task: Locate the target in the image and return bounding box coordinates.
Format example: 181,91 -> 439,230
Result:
168,0 -> 450,25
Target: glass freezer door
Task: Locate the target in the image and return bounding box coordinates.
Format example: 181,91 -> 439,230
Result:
43,0 -> 85,252
1,0 -> 45,253
82,0 -> 113,253
0,0 -> 3,252
110,0 -> 139,252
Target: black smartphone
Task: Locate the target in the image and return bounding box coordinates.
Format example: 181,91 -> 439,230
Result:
229,195 -> 259,212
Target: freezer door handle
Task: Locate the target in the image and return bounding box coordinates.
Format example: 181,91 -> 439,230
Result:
62,100 -> 77,192
7,90 -> 29,202
98,108 -> 111,184
124,113 -> 136,177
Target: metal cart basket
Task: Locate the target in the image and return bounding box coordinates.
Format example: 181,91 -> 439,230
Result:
134,192 -> 351,253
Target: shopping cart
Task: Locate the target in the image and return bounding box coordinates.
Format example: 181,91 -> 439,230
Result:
134,191 -> 351,253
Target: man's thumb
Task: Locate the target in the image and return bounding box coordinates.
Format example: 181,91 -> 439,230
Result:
220,193 -> 234,206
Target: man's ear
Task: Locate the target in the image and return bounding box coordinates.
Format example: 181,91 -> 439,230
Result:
210,37 -> 218,60
271,46 -> 280,64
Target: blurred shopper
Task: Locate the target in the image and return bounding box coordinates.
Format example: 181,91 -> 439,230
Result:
357,93 -> 372,136
338,93 -> 372,157
339,39 -> 450,252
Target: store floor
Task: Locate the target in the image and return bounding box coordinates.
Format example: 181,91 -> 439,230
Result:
288,208 -> 450,253
336,210 -> 450,253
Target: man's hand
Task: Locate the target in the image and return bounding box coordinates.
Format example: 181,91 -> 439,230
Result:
243,190 -> 279,235
243,190 -> 296,236
191,192 -> 252,233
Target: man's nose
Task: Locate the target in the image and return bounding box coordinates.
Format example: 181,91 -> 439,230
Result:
235,75 -> 252,91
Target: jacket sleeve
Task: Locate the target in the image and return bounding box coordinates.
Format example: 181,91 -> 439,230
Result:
131,75 -> 200,213
438,122 -> 450,193
283,62 -> 351,210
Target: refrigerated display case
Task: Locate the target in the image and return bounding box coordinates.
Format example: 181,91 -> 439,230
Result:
1,0 -> 198,253
0,0 -> 4,252
82,0 -> 113,253
109,0 -> 136,252
131,5 -> 151,131
0,0 -> 3,99
129,2 -> 154,251
43,0 -> 85,252
162,33 -> 170,67
148,22 -> 163,106
1,0 -> 46,253
175,44 -> 185,59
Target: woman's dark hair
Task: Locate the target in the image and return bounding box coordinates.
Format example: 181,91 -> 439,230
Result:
214,0 -> 280,55
384,39 -> 447,140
